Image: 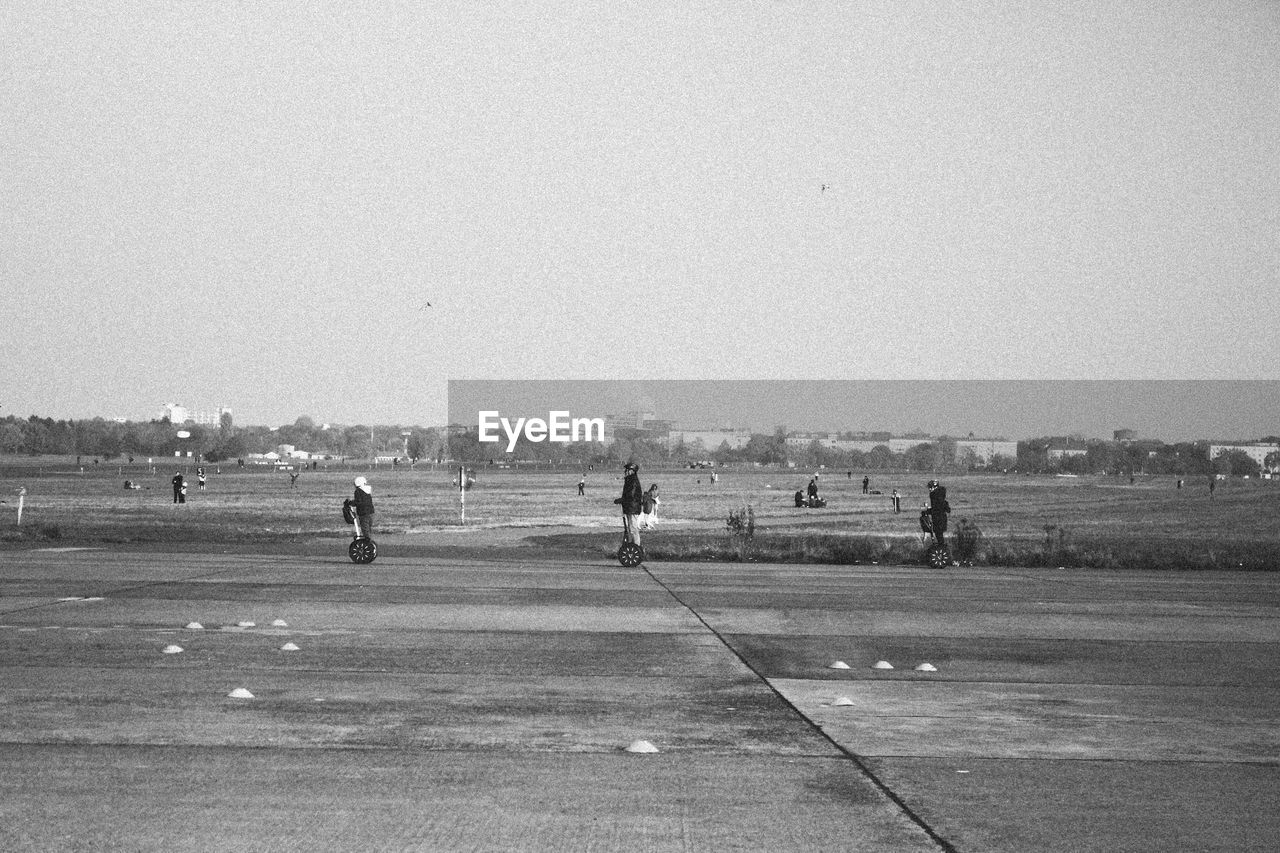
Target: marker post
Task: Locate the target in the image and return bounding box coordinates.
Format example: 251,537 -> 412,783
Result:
458,465 -> 465,523
16,487 -> 25,527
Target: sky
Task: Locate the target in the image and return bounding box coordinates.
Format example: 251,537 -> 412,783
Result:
3,1 -> 1278,430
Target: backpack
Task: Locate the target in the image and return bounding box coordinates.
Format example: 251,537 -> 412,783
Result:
342,499 -> 355,524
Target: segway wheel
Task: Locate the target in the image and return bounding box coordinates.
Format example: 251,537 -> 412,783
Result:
926,544 -> 951,569
617,542 -> 644,567
349,537 -> 378,564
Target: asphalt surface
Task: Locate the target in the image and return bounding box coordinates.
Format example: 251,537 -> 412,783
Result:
1,545 -> 1277,851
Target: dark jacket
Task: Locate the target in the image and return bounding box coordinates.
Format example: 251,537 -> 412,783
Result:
928,486 -> 950,532
618,471 -> 643,514
352,488 -> 374,517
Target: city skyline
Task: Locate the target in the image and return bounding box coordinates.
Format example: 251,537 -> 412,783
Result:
4,379 -> 1277,445
448,380 -> 1280,444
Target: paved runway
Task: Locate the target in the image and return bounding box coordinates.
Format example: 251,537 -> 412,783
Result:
1,546 -> 1277,851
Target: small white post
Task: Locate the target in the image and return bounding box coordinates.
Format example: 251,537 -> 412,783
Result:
458,465 -> 465,523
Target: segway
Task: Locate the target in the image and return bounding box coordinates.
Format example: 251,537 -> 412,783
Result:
343,499 -> 378,564
925,540 -> 951,569
617,510 -> 644,567
920,509 -> 950,569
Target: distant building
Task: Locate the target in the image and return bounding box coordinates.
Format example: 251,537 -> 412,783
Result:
956,439 -> 1019,465
1208,443 -> 1280,470
668,427 -> 753,452
159,403 -> 232,426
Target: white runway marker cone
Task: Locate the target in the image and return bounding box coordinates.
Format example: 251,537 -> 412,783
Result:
832,696 -> 855,706
185,622 -> 204,630
162,645 -> 184,654
272,619 -> 288,627
280,642 -> 300,651
227,688 -> 255,699
872,660 -> 894,670
236,621 -> 255,628
828,661 -> 851,670
914,663 -> 938,672
625,740 -> 659,754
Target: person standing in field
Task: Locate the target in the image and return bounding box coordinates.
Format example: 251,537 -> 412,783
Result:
196,466 -> 207,490
578,474 -> 585,496
641,483 -> 660,530
927,479 -> 950,548
171,471 -> 185,504
891,489 -> 901,513
350,476 -> 375,538
615,462 -> 643,547
862,475 -> 870,494
1209,476 -> 1216,499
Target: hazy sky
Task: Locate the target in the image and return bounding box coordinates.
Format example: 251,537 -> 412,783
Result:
3,2 -> 1278,428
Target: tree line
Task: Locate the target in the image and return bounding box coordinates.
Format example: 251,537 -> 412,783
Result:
4,414 -> 1272,477
0,415 -> 446,465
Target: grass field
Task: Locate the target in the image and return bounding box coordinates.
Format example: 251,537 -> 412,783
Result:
2,456 -> 1278,570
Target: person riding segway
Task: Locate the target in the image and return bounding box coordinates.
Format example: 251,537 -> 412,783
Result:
615,462 -> 644,566
924,479 -> 952,568
343,476 -> 377,564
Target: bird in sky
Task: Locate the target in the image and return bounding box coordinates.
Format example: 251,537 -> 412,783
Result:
821,184 -> 829,193
417,302 -> 432,310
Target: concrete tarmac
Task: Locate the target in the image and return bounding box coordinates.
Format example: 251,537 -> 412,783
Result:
1,546 -> 1277,851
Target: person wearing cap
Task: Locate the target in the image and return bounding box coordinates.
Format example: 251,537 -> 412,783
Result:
350,476 -> 375,538
926,480 -> 950,548
615,463 -> 644,547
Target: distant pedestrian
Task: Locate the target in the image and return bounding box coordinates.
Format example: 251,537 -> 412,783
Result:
578,475 -> 585,496
1177,479 -> 1183,490
807,477 -> 819,504
289,470 -> 301,488
641,484 -> 660,530
196,467 -> 207,490
1209,476 -> 1216,499
349,476 -> 375,537
862,475 -> 870,495
891,489 -> 901,513
171,472 -> 185,504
